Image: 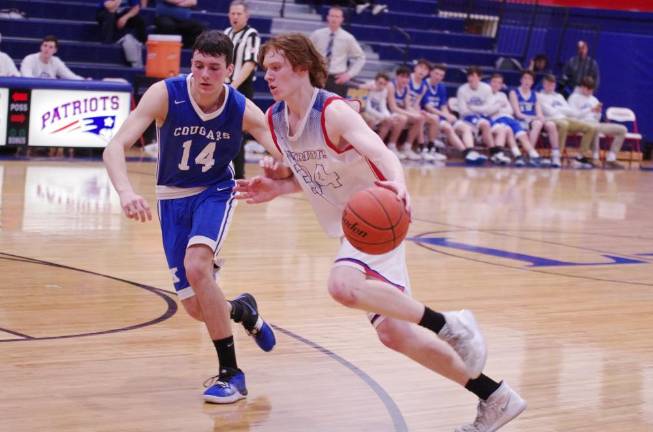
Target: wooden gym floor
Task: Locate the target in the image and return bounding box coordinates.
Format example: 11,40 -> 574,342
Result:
0,159 -> 652,432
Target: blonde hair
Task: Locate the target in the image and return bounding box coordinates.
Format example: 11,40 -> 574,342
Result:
258,33 -> 327,88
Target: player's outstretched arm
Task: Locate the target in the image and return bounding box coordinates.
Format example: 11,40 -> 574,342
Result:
242,98 -> 283,160
103,81 -> 167,222
324,99 -> 411,214
234,175 -> 301,204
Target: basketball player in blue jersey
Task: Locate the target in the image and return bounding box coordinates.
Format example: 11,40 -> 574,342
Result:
386,66 -> 425,161
421,64 -> 487,165
509,70 -> 562,167
236,33 -> 526,432
408,59 -> 442,161
103,30 -> 279,404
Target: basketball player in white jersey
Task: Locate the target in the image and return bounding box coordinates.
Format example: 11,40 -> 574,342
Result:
358,72 -> 407,151
236,33 -> 526,432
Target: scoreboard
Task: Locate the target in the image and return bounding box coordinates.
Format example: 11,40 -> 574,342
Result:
0,77 -> 132,148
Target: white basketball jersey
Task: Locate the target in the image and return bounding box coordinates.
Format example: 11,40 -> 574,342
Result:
267,88 -> 383,238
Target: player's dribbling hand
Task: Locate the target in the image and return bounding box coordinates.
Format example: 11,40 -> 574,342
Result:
235,176 -> 280,204
119,191 -> 152,222
374,180 -> 412,220
260,156 -> 293,180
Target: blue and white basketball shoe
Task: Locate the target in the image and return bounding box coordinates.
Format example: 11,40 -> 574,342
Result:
235,293 -> 276,352
203,370 -> 248,404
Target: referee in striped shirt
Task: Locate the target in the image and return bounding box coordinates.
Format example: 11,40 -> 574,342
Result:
225,0 -> 261,179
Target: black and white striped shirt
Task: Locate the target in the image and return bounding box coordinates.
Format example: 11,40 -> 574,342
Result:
224,25 -> 261,84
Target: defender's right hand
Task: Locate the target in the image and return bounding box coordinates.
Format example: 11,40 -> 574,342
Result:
120,191 -> 152,222
235,176 -> 280,204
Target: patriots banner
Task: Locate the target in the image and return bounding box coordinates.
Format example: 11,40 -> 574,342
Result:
28,89 -> 130,148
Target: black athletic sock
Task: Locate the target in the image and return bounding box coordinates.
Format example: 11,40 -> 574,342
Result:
462,148 -> 471,157
229,299 -> 257,330
465,374 -> 502,400
213,336 -> 238,374
418,306 -> 446,334
489,146 -> 502,156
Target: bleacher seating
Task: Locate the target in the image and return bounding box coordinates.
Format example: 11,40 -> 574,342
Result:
0,0 -> 520,112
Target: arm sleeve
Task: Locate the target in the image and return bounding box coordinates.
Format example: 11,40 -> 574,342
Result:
345,36 -> 366,78
243,30 -> 261,64
20,55 -> 34,77
55,57 -> 84,80
593,60 -> 600,89
0,53 -> 20,76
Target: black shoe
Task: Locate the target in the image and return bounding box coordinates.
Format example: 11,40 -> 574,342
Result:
234,293 -> 276,352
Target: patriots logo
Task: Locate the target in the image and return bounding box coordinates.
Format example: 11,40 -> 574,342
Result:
50,115 -> 117,141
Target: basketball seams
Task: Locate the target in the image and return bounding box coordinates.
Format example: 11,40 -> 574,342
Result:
344,203 -> 395,232
342,186 -> 410,255
365,189 -> 397,246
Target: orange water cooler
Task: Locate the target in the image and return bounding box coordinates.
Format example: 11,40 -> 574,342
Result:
145,34 -> 182,78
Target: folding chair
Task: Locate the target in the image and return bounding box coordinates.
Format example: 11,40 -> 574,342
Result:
605,107 -> 643,166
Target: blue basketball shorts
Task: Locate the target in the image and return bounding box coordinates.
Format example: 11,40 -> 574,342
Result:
157,183 -> 237,300
492,116 -> 526,137
463,114 -> 490,128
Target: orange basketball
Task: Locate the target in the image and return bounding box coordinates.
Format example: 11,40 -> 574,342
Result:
341,186 -> 410,255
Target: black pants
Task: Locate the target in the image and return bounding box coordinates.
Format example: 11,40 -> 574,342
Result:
325,74 -> 348,97
96,8 -> 147,43
233,79 -> 255,179
154,15 -> 205,48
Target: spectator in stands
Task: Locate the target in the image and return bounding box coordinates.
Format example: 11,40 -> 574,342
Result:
563,40 -> 600,92
0,34 -> 20,76
407,59 -> 442,161
96,0 -> 147,44
155,0 -> 205,48
528,53 -> 551,75
568,76 -> 627,169
20,35 -> 84,80
456,66 -> 510,165
225,0 -> 261,179
96,0 -> 146,68
538,74 -> 597,169
421,64 -> 486,165
509,70 -> 561,168
386,65 -> 425,161
488,73 -> 544,167
359,73 -> 406,151
309,5 -> 366,96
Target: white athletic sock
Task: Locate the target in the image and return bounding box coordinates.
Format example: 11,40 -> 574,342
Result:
606,151 -> 617,162
551,149 -> 561,158
510,146 -> 522,158
528,149 -> 539,158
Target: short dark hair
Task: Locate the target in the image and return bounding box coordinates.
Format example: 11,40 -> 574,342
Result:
375,72 -> 390,81
328,5 -> 345,15
395,66 -> 411,77
491,73 -> 504,80
521,70 -> 535,79
432,63 -> 447,72
580,76 -> 596,89
543,74 -> 557,83
192,30 -> 234,65
42,35 -> 58,48
229,0 -> 249,11
415,58 -> 431,69
467,66 -> 482,77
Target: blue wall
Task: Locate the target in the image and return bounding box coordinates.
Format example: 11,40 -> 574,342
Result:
497,7 -> 653,142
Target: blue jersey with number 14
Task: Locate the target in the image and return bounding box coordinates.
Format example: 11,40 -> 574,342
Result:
156,75 -> 245,188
